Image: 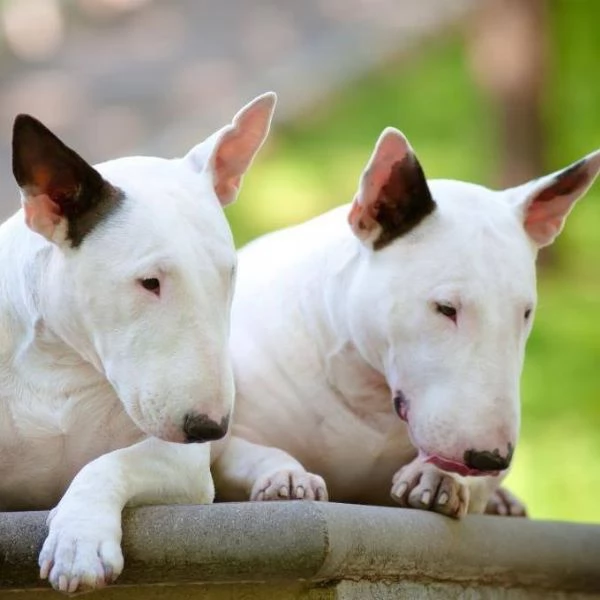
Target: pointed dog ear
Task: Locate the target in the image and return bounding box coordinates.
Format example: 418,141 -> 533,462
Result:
507,150 -> 600,248
184,92 -> 277,207
348,127 -> 436,250
12,114 -> 121,246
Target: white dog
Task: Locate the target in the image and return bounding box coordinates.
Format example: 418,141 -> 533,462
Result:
0,92 -> 276,592
213,127 -> 600,519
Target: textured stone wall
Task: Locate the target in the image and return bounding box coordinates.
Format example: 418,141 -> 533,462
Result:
1,503 -> 598,599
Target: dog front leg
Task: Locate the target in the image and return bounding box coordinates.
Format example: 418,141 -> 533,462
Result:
39,438 -> 213,593
470,476 -> 527,517
212,435 -> 328,502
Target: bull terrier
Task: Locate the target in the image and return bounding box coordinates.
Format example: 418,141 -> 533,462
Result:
212,126 -> 600,519
0,92 -> 276,592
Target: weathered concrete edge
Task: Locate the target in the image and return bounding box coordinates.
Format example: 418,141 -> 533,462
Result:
0,503 -> 598,593
314,503 -> 600,591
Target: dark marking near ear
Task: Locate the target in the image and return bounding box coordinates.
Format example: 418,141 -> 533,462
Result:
12,114 -> 124,247
373,154 -> 436,250
66,184 -> 124,247
536,159 -> 588,203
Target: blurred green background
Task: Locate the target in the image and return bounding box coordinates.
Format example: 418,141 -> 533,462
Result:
227,0 -> 600,523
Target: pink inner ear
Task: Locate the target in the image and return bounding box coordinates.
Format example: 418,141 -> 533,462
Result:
23,193 -> 63,238
357,131 -> 412,211
213,141 -> 246,206
212,127 -> 264,206
214,173 -> 241,205
348,195 -> 379,238
207,94 -> 275,206
215,151 -> 244,182
525,197 -> 569,225
523,170 -> 588,246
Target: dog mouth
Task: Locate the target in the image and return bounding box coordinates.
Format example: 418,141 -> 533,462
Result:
422,452 -> 499,477
393,391 -> 409,422
394,392 -> 499,478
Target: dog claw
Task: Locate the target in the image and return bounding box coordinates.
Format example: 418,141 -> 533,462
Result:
39,560 -> 52,579
420,490 -> 431,506
391,482 -> 408,501
438,491 -> 449,506
104,566 -> 114,583
68,576 -> 80,593
315,486 -> 327,501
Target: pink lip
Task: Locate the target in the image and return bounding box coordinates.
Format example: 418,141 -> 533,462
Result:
424,453 -> 499,478
396,404 -> 497,477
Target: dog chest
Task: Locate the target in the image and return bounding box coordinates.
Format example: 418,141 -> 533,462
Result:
0,382 -> 142,510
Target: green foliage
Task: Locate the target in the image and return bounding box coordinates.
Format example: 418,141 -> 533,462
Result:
227,2 -> 600,522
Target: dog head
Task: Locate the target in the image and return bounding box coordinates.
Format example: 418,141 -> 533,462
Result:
12,92 -> 277,443
345,127 -> 600,475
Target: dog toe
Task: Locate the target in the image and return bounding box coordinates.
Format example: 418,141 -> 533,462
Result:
391,462 -> 469,519
40,517 -> 123,593
251,469 -> 328,502
485,487 -> 527,517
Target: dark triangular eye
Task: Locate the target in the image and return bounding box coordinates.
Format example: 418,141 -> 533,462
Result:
524,308 -> 532,320
139,278 -> 160,296
436,303 -> 457,322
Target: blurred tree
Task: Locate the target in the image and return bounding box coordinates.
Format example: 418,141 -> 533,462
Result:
467,0 -> 554,266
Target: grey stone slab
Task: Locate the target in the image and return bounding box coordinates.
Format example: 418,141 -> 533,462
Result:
0,502 -> 599,597
315,503 -> 600,592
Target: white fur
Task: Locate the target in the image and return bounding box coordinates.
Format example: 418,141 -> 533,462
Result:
213,131 -> 600,518
0,92 -> 276,592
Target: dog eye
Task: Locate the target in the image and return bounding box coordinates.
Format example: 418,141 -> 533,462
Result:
436,303 -> 457,322
139,278 -> 160,296
524,308 -> 532,320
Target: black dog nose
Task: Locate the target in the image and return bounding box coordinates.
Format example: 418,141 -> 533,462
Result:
183,413 -> 229,443
464,444 -> 514,472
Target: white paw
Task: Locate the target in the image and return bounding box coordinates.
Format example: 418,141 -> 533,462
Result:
39,507 -> 124,593
250,469 -> 328,501
485,486 -> 527,517
391,461 -> 469,519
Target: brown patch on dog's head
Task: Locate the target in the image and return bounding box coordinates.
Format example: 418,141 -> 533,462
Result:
12,114 -> 123,246
372,155 -> 436,250
348,128 -> 436,249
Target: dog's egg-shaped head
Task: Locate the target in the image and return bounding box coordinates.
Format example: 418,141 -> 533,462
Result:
11,92 -> 277,442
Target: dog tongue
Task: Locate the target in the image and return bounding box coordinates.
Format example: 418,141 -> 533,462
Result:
423,453 -> 499,478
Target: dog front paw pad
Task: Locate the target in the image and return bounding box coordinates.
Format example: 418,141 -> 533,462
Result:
250,469 -> 328,501
485,486 -> 527,517
391,463 -> 469,519
39,521 -> 123,593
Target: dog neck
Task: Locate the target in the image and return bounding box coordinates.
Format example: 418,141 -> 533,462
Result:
0,213 -> 105,395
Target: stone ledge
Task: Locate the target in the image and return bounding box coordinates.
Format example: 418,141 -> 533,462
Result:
0,503 -> 598,596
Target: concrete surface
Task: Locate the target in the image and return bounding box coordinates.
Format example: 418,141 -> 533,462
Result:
0,502 -> 599,598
